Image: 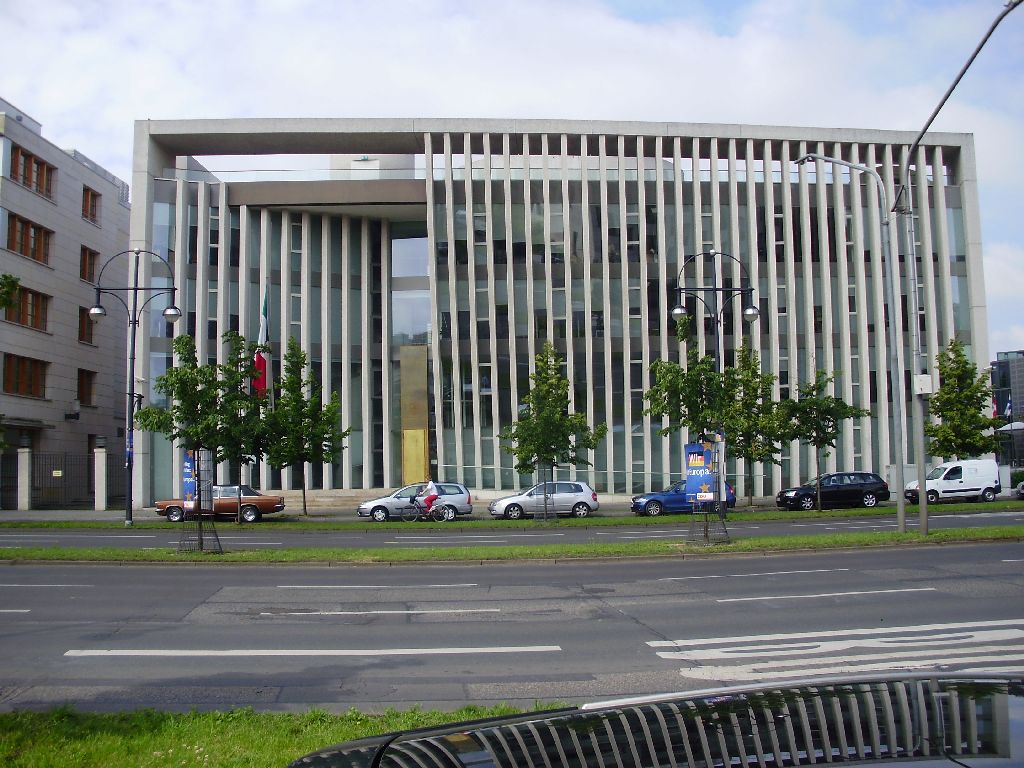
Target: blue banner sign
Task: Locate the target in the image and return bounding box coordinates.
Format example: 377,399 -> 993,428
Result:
182,450 -> 196,511
685,442 -> 717,503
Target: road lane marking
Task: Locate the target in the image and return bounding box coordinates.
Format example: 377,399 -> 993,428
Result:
716,587 -> 936,603
0,609 -> 30,613
648,619 -> 1024,682
389,538 -> 512,544
393,534 -> 565,540
648,618 -> 1024,648
0,534 -> 156,539
660,568 -> 849,581
0,584 -> 94,588
277,583 -> 478,589
614,534 -> 690,539
65,645 -> 561,657
260,614 -> 499,618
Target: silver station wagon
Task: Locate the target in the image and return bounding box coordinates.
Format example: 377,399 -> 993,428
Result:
357,482 -> 473,522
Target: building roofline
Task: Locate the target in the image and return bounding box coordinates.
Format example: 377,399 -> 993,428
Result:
135,116 -> 975,157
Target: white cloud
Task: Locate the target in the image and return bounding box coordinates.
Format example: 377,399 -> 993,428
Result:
3,0 -> 1021,346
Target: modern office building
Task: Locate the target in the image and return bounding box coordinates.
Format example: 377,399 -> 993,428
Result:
992,349 -> 1024,465
129,118 -> 987,505
1,98 -> 130,504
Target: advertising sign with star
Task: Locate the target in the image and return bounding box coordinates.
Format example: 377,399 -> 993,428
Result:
684,442 -> 717,503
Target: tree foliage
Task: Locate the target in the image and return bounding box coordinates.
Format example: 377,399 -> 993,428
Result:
135,332 -> 267,478
720,346 -> 787,505
265,338 -> 349,515
500,341 -> 608,477
925,338 -> 1000,460
0,273 -> 19,310
782,370 -> 869,510
645,320 -> 786,504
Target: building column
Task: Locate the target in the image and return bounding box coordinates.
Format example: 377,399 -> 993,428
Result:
17,439 -> 31,511
94,438 -> 108,511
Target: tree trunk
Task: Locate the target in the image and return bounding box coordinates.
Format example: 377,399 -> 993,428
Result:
815,448 -> 823,512
301,464 -> 308,516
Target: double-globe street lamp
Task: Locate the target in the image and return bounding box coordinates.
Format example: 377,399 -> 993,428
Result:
89,248 -> 181,527
670,249 -> 759,506
794,154 -> 909,533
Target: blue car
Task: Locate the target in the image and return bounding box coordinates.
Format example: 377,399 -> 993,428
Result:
631,481 -> 737,516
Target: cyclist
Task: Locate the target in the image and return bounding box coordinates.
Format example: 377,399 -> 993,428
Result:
418,478 -> 440,514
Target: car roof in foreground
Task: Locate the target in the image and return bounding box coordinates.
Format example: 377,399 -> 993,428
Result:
289,672 -> 1023,767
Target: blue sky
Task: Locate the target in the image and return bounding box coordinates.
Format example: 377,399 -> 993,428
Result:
4,0 -> 1021,356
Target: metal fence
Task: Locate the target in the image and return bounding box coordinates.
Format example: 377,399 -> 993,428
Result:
31,453 -> 93,509
105,451 -> 126,506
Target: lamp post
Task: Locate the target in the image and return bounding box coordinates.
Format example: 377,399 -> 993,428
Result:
795,153 -> 908,533
892,0 -> 1022,534
89,248 -> 181,527
670,249 -> 759,506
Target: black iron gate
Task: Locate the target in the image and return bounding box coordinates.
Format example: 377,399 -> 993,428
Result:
0,453 -> 15,510
32,453 -> 92,509
106,451 -> 126,506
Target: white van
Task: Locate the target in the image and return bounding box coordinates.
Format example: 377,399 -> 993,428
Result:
904,459 -> 1001,504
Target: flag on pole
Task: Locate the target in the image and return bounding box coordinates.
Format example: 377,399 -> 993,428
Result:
253,287 -> 270,399
1006,395 -> 1013,419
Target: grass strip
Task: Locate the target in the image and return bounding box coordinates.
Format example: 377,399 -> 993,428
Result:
1,499 -> 1021,531
0,526 -> 1020,564
0,703 -> 536,768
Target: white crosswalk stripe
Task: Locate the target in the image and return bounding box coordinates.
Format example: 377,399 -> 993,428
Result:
649,618 -> 1024,682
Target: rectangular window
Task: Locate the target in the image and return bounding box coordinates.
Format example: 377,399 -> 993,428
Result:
80,245 -> 100,282
5,286 -> 49,331
10,145 -> 55,198
77,369 -> 96,406
6,213 -> 52,263
3,353 -> 47,397
78,307 -> 95,343
82,186 -> 102,224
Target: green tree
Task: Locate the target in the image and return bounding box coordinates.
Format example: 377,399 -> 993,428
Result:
645,316 -> 728,441
500,341 -> 607,479
135,332 -> 267,516
720,346 -> 786,506
645,320 -> 786,505
925,338 -> 1001,459
0,273 -> 19,309
783,370 -> 869,511
265,338 -> 349,516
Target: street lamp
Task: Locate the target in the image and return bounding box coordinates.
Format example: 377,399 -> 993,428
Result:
671,249 -> 760,506
795,153 -> 908,533
89,248 -> 181,527
891,0 -> 1022,533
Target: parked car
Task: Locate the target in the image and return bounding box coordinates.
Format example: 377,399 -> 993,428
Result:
155,484 -> 285,523
631,482 -> 736,516
1017,480 -> 1024,499
488,481 -> 599,519
357,482 -> 473,522
776,471 -> 890,510
904,459 -> 1001,504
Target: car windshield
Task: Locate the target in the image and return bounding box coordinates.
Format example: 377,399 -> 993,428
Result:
238,485 -> 261,496
927,466 -> 949,480
393,485 -> 423,497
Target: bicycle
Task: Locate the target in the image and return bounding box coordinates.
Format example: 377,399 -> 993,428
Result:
399,495 -> 445,523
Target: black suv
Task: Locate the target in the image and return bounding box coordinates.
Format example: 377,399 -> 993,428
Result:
776,472 -> 890,510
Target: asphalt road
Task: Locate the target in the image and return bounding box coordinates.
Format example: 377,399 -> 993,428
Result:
0,542 -> 1021,713
1,508 -> 1022,550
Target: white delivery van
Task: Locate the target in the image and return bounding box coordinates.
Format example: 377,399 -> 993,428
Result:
904,459 -> 1001,504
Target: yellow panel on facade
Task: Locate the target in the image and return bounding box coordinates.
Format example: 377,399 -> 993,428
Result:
402,428 -> 428,483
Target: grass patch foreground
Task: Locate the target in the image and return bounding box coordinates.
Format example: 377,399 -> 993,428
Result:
0,703 -> 535,768
0,525 -> 1020,564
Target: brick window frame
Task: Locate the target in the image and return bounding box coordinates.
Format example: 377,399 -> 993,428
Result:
4,286 -> 49,331
3,353 -> 47,398
6,213 -> 52,263
10,145 -> 55,199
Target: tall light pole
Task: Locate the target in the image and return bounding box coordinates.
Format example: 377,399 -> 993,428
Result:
892,0 -> 1022,534
671,249 -> 760,506
795,153 -> 908,533
89,248 -> 181,527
